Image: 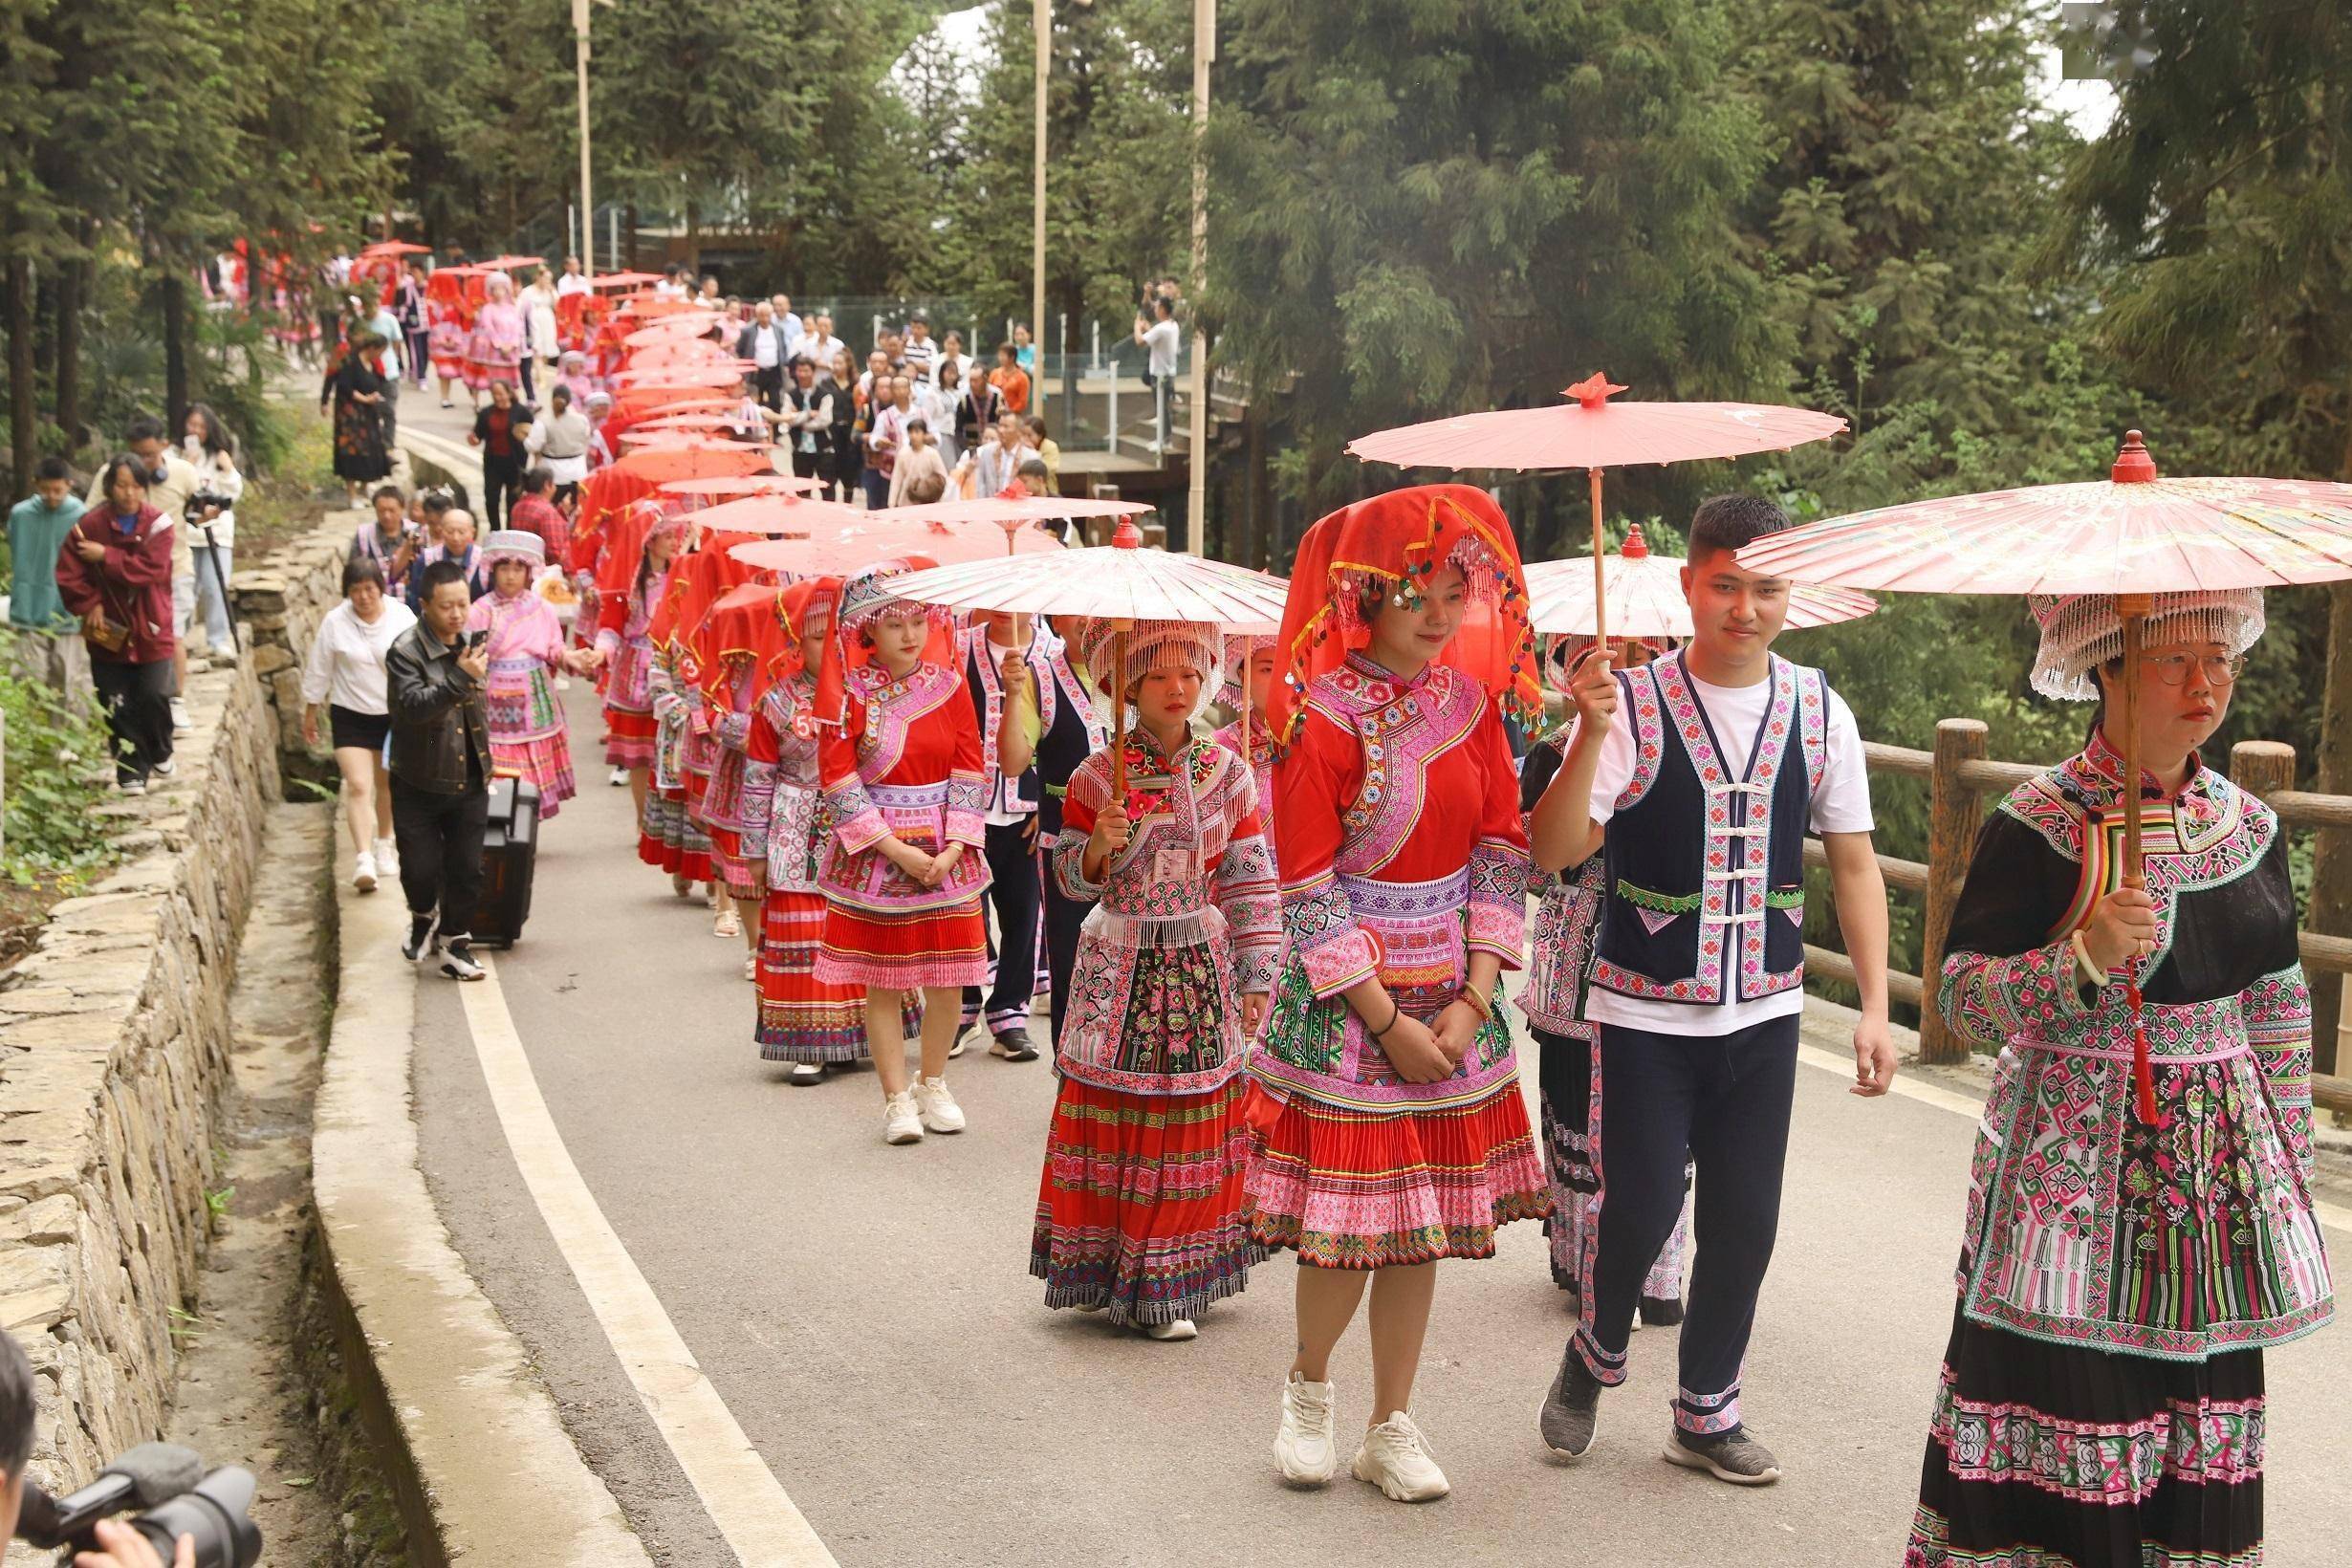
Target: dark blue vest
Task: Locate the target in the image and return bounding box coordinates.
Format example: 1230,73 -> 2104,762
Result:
1591,652 -> 1828,1006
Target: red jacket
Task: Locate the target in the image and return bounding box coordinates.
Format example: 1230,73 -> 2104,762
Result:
55,504 -> 176,664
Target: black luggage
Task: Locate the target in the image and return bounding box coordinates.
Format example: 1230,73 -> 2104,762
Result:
472,776 -> 540,947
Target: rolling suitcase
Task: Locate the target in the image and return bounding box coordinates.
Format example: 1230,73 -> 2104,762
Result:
472,775 -> 540,947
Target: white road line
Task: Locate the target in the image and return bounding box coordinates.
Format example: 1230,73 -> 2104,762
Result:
1797,1042 -> 2352,1237
457,955 -> 840,1568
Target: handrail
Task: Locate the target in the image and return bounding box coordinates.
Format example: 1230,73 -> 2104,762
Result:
1820,723 -> 2352,1115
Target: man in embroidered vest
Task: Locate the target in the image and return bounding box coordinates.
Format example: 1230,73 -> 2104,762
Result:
956,611 -> 1054,1060
1531,494 -> 1896,1486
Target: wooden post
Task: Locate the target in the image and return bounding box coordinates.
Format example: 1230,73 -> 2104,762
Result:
1919,717 -> 1990,1064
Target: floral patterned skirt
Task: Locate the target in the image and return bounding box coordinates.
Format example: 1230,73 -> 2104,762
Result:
490,733 -> 577,819
756,890 -> 870,1064
638,783 -> 712,882
704,824 -> 766,904
1535,1022 -> 1690,1302
603,708 -> 656,770
1032,1074 -> 1261,1325
1906,1304 -> 2264,1567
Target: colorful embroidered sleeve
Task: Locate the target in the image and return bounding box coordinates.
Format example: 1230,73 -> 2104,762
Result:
646,647 -> 682,722
944,679 -> 988,849
740,691 -> 784,834
715,706 -> 754,751
1467,702 -> 1534,969
1274,708 -> 1376,999
818,692 -> 886,855
1212,760 -> 1281,994
2245,963 -> 2314,1177
1051,754 -> 1111,902
1936,809 -> 2090,1052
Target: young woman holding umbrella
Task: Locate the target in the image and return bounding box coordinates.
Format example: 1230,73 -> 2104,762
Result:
1247,484 -> 1548,1504
1904,590 -> 2326,1568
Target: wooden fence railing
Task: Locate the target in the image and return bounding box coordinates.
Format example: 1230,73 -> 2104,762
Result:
1805,719 -> 2352,1117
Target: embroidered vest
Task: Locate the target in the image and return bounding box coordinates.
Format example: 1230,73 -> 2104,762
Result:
1591,653 -> 1828,1006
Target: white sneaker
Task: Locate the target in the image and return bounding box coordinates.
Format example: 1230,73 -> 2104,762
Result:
608,766 -> 629,787
169,698 -> 192,733
373,837 -> 400,876
353,852 -> 378,893
1351,1411 -> 1451,1502
150,756 -> 176,778
555,674 -> 572,691
912,1075 -> 965,1134
882,1090 -> 925,1144
1274,1373 -> 1339,1487
1142,1318 -> 1197,1341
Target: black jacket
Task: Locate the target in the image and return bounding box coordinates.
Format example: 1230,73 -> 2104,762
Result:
386,621 -> 491,794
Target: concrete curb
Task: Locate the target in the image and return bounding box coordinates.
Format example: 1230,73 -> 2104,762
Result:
312,838 -> 652,1566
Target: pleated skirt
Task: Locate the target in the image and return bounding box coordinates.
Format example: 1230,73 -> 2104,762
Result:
755,890 -> 870,1064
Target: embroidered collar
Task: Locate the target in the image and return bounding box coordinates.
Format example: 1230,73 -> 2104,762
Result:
1342,649 -> 1435,697
2079,725 -> 2206,806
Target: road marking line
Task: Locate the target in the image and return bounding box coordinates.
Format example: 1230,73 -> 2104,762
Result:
457,955 -> 839,1568
1797,1042 -> 2352,1236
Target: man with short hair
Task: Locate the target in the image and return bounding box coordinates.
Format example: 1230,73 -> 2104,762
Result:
781,358 -> 833,490
901,314 -> 940,380
862,376 -> 911,510
1133,296 -> 1181,452
791,311 -> 842,368
9,455 -> 91,699
1534,493 -> 1894,1485
523,384 -> 591,504
768,293 -> 804,354
385,550 -> 494,981
555,255 -> 591,297
738,301 -> 795,411
508,467 -> 570,560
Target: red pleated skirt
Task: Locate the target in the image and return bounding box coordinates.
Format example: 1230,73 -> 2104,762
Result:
756,890 -> 870,1063
705,824 -> 766,904
638,783 -> 713,882
603,708 -> 656,770
1031,1075 -> 1262,1326
814,899 -> 987,991
1243,1078 -> 1551,1270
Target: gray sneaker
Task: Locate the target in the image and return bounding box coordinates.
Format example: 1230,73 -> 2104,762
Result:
1663,1426 -> 1781,1486
1537,1346 -> 1602,1460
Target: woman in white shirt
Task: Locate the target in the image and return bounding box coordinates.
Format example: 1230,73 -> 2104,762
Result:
300,557 -> 419,891
920,362 -> 963,468
522,269 -> 562,401
183,403 -> 245,654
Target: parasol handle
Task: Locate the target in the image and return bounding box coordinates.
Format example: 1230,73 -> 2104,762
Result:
2116,592 -> 2157,1124
1589,468 -> 1609,662
1110,623 -> 1132,798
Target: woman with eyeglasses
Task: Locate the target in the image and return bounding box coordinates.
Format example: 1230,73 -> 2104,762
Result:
1905,590 -> 2329,1568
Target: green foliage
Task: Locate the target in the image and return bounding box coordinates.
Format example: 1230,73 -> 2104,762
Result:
1209,0 -> 1788,513
0,637 -> 120,886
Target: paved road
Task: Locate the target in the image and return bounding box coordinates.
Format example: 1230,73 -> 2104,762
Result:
394,678 -> 2352,1567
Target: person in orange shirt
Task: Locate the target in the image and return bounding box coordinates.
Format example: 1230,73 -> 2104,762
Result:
989,342 -> 1031,415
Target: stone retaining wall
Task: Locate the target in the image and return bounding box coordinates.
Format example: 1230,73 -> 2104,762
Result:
0,517 -> 350,1486
231,518 -> 358,793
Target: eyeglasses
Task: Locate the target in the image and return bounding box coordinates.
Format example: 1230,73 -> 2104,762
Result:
2143,653 -> 2245,687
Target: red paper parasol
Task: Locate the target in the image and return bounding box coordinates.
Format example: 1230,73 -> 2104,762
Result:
624,319 -> 721,350
359,240 -> 431,257
593,272 -> 665,290
659,474 -> 822,499
478,253 -> 548,272
1739,430 -> 2352,1122
1525,524 -> 1876,639
681,494 -> 867,535
880,493 -> 1154,554
729,513 -> 1063,576
610,365 -> 744,389
1348,372 -> 1846,649
606,444 -> 775,485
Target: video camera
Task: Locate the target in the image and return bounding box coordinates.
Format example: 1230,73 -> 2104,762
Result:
14,1442 -> 261,1567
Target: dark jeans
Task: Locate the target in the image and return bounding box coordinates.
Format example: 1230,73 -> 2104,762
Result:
960,819 -> 1042,1034
481,456 -> 520,529
859,466 -> 891,511
517,355 -> 537,403
1570,1014 -> 1798,1436
1043,851 -> 1088,1047
752,364 -> 785,410
92,657 -> 174,784
390,775 -> 489,938
405,328 -> 430,386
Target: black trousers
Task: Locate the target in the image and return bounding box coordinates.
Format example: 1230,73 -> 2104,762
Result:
404,328 -> 430,385
517,355 -> 537,403
92,657 -> 174,784
481,456 -> 520,529
390,776 -> 489,938
961,819 -> 1042,1034
1570,1013 -> 1798,1436
753,364 -> 785,410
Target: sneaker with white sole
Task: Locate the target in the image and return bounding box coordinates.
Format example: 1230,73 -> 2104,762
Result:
150,756 -> 176,778
119,777 -> 147,796
882,1090 -> 925,1144
373,837 -> 400,877
912,1075 -> 965,1133
1142,1318 -> 1197,1341
1274,1373 -> 1339,1487
1352,1412 -> 1451,1502
401,913 -> 439,962
1539,1345 -> 1604,1460
169,698 -> 192,733
353,852 -> 379,893
1663,1426 -> 1781,1486
609,766 -> 629,787
787,1062 -> 827,1086
439,941 -> 486,982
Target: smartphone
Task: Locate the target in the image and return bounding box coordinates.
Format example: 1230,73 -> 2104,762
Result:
466,629 -> 489,652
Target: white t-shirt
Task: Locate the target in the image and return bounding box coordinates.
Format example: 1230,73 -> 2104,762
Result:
792,332 -> 843,367
555,272 -> 591,297
1580,662 -> 1873,1036
1142,317 -> 1181,377
300,598 -> 418,715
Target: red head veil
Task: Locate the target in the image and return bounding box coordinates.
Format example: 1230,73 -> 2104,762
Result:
689,581 -> 800,707
1266,482 -> 1540,751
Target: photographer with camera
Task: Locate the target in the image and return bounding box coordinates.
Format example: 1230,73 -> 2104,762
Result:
385,549 -> 494,982
0,1324 -> 258,1566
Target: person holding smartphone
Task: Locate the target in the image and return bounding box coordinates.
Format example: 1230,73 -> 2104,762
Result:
385,547 -> 495,982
